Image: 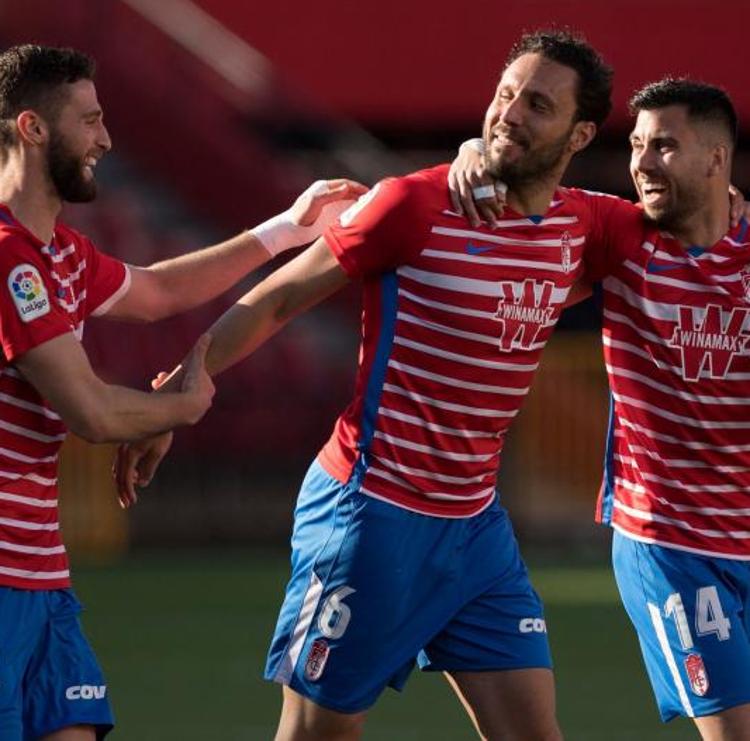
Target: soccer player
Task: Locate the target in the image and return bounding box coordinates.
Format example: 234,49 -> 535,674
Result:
0,44 -> 363,741
451,81 -> 750,739
118,31 -> 615,739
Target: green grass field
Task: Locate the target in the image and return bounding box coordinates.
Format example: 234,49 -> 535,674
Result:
72,550 -> 697,740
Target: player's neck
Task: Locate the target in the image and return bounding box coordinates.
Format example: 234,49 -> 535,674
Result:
0,156 -> 61,244
669,196 -> 730,249
505,179 -> 559,218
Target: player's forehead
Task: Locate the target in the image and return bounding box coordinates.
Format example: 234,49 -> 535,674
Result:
57,79 -> 102,119
630,105 -> 694,141
498,53 -> 579,106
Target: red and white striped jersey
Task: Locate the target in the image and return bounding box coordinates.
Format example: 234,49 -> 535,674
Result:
589,194 -> 750,559
0,204 -> 129,589
320,164 -> 601,517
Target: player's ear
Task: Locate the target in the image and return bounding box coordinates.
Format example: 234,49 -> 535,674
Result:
708,142 -> 730,177
16,110 -> 48,146
568,120 -> 597,154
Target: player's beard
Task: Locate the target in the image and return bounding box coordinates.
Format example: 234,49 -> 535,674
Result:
46,127 -> 97,203
641,179 -> 705,233
484,126 -> 572,188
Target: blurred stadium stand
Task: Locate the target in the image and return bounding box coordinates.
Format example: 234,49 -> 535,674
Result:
0,0 -> 748,556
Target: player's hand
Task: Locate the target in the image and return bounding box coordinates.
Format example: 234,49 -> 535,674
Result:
729,184 -> 748,227
179,333 -> 215,425
290,179 -> 369,229
448,139 -> 506,229
113,432 -> 174,508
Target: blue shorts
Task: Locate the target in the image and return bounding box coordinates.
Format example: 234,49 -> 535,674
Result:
265,460 -> 551,713
613,531 -> 750,721
0,587 -> 113,741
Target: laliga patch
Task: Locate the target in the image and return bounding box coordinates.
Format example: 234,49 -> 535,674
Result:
684,653 -> 709,696
8,264 -> 49,323
304,638 -> 330,682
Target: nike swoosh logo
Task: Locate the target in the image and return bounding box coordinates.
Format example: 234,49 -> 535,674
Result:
466,243 -> 495,255
648,261 -> 682,273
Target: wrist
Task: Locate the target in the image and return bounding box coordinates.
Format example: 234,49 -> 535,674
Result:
249,210 -> 306,258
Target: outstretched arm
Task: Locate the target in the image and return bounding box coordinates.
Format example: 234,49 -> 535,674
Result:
114,237 -> 349,506
106,179 -> 366,322
15,332 -> 214,444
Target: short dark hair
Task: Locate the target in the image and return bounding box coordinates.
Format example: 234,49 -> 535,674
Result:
629,78 -> 738,147
0,44 -> 95,147
505,30 -> 613,128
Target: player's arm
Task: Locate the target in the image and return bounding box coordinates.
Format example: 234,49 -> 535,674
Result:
183,237 -> 348,378
105,179 -> 366,322
113,238 -> 349,506
450,138 -> 749,227
14,332 -> 214,443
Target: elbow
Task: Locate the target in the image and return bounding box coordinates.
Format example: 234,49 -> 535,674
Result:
66,408 -> 114,444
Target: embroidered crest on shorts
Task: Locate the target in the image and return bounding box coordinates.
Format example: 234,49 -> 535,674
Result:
8,264 -> 49,323
684,653 -> 709,696
304,638 -> 330,682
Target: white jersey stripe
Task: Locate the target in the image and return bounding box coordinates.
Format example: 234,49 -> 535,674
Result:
421,248 -> 581,273
613,392 -> 750,430
0,539 -> 65,555
398,311 -> 500,347
0,491 -> 57,508
399,287 -> 492,320
606,364 -> 750,405
0,516 -> 59,531
0,471 -> 57,486
378,407 -> 498,438
51,259 -> 87,287
625,259 -> 729,296
619,441 -> 750,473
398,265 -> 570,303
430,225 -> 582,248
0,392 -> 61,420
0,419 -> 66,443
383,383 -> 518,418
376,456 -> 490,485
389,360 -> 528,395
617,415 -> 750,453
0,564 -> 69,580
394,336 -> 538,371
373,431 -> 495,462
0,446 -> 57,464
613,499 -> 750,539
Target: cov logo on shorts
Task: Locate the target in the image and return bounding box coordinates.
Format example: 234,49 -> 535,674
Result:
304,638 -> 330,682
684,653 -> 709,696
8,264 -> 49,323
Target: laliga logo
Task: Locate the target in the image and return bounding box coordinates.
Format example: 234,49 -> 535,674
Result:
11,269 -> 42,301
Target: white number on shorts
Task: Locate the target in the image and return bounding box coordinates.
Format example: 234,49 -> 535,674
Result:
663,586 -> 731,648
695,586 -> 731,642
318,586 -> 356,639
664,592 -> 694,650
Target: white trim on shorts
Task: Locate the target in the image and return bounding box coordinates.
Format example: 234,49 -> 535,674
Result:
274,571 -> 324,685
647,602 -> 695,717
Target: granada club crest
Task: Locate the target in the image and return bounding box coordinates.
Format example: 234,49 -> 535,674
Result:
684,653 -> 709,697
304,638 -> 330,682
741,265 -> 750,304
560,231 -> 572,274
